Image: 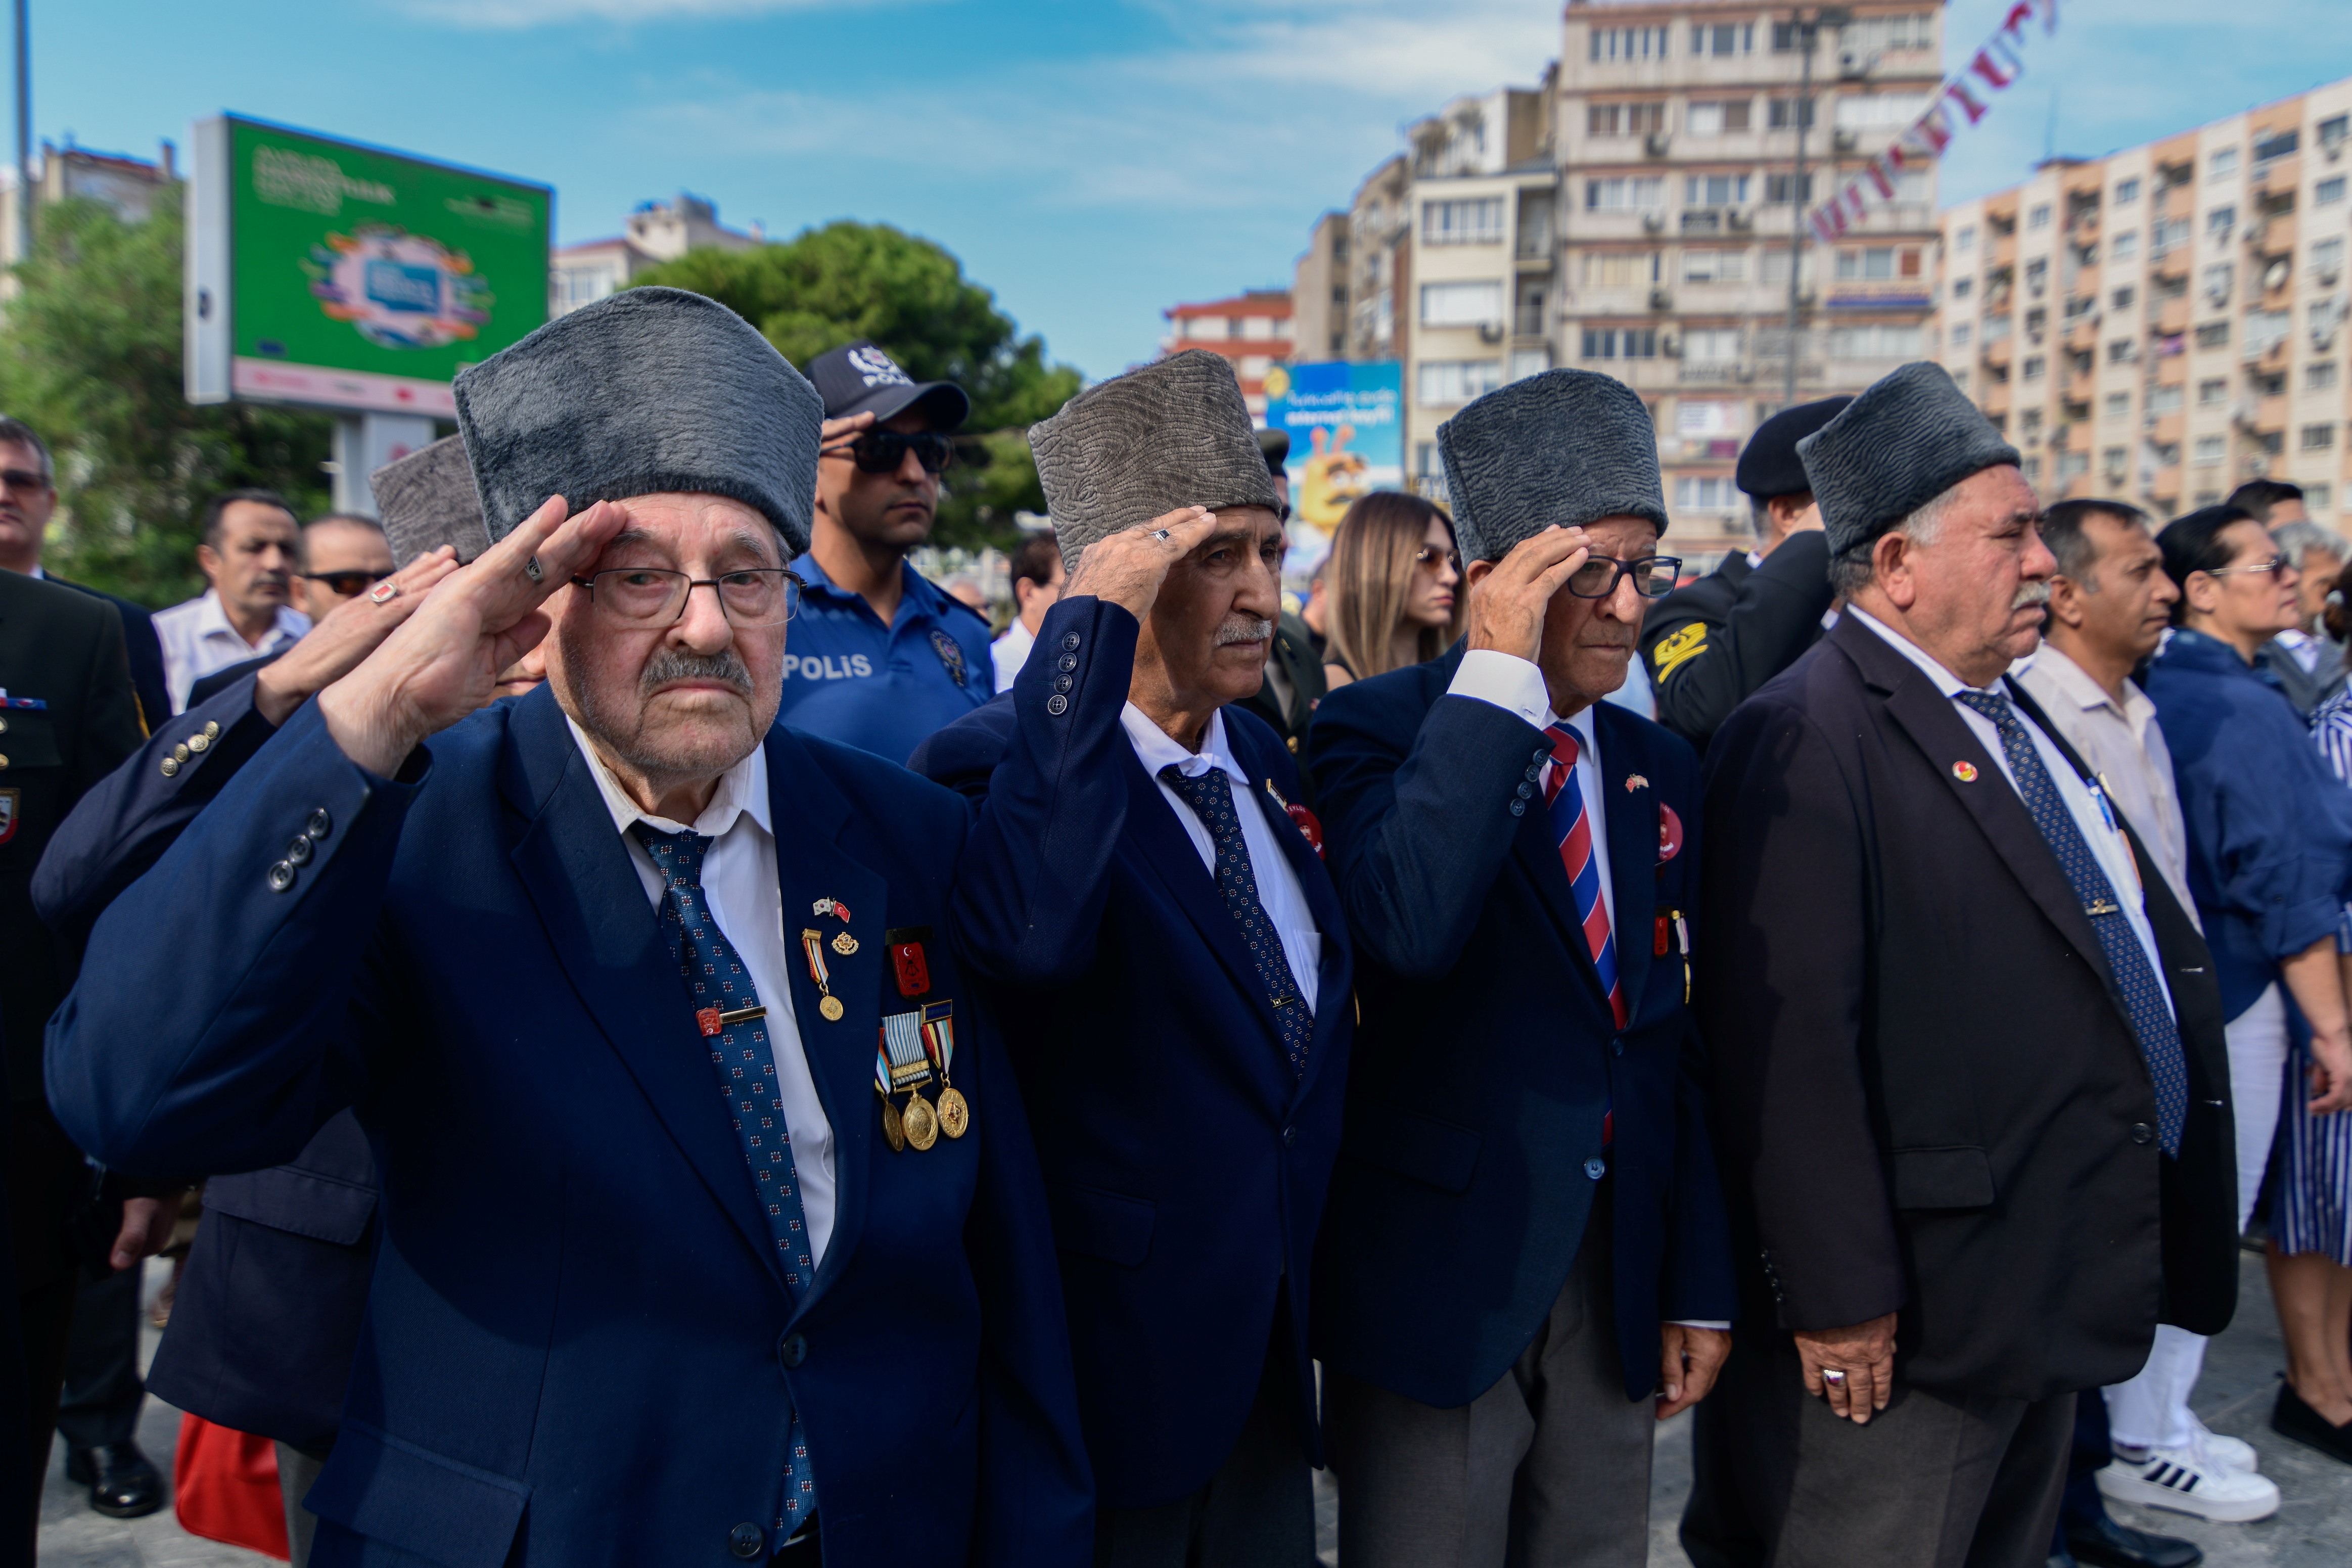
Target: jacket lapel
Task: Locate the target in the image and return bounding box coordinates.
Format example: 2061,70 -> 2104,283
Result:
497,688 -> 791,1297
1229,719 -> 1350,1105
760,727 -> 889,1316
1831,618 -> 2117,994
1594,705 -> 1655,1013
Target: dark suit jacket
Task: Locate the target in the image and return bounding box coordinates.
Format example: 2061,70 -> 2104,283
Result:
1698,615 -> 2236,1403
910,595 -> 1354,1512
1639,532 -> 1833,754
34,672 -> 374,1454
47,575 -> 168,735
1305,643 -> 1735,1407
47,687 -> 1091,1568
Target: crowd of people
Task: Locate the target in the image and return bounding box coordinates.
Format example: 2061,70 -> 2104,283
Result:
0,280 -> 2350,1568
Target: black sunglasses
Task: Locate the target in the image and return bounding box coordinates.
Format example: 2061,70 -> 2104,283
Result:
821,429 -> 957,476
301,569 -> 390,597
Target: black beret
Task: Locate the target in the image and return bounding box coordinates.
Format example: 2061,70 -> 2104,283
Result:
1257,426 -> 1290,475
1735,396 -> 1852,500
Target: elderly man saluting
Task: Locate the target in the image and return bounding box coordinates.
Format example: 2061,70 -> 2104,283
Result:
1681,364 -> 2239,1568
45,288 -> 1090,1568
914,350 -> 1352,1568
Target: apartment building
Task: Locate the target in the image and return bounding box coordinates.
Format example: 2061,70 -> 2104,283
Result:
550,193 -> 761,316
1938,80 -> 2352,525
1558,0 -> 1945,558
1292,212 -> 1352,362
1159,290 -> 1295,417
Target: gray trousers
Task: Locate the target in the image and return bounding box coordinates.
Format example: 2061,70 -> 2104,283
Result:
1323,1197 -> 1653,1567
1680,1328 -> 2072,1568
276,1442 -> 325,1568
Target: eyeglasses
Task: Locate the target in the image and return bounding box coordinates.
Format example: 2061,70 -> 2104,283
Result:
2201,556 -> 2289,580
570,567 -> 803,628
820,429 -> 957,475
1566,555 -> 1683,600
0,468 -> 48,492
300,569 -> 389,598
1414,545 -> 1461,575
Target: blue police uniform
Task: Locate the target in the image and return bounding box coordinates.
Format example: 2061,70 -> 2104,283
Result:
777,556 -> 993,764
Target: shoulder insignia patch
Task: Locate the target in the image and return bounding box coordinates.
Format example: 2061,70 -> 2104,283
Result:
1652,622 -> 1709,681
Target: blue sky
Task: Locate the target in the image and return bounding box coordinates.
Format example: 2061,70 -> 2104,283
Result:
23,1 -> 2351,384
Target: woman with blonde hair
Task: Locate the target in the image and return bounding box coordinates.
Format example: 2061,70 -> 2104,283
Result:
1322,491 -> 1462,689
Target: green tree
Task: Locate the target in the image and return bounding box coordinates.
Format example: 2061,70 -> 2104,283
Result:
632,221 -> 1080,550
0,188 -> 333,608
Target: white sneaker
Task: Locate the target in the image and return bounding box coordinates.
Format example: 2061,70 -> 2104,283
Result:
2185,1414 -> 2259,1472
2097,1441 -> 2280,1522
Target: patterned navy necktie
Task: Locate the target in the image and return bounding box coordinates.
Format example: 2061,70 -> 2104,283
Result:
1158,765 -> 1313,1077
632,824 -> 818,1534
1950,690 -> 2188,1156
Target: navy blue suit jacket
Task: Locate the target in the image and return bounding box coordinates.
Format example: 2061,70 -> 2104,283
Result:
1305,643 -> 1736,1407
45,685 -> 1090,1568
910,595 -> 1354,1511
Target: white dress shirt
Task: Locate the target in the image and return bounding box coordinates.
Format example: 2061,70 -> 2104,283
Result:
1120,704 -> 1321,1011
991,618 -> 1037,694
153,588 -> 309,713
1850,609 -> 2170,1005
566,718 -> 838,1267
2013,643 -> 2199,930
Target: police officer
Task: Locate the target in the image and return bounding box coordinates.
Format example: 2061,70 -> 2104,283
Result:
1639,396 -> 1847,752
779,340 -> 993,763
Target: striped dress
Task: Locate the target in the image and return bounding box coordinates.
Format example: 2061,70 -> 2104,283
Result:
2286,687 -> 2352,1263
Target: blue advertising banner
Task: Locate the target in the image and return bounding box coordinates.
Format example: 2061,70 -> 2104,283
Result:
1263,361 -> 1403,562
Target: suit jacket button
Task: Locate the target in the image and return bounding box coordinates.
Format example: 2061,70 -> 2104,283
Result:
1057,654 -> 1077,672
266,861 -> 297,893
172,744 -> 190,763
1584,1157 -> 1606,1180
286,835 -> 314,867
204,721 -> 220,739
160,757 -> 179,777
1061,631 -> 1082,651
1281,1125 -> 1298,1149
2129,1122 -> 2154,1146
729,1523 -> 766,1560
307,808 -> 333,840
1515,782 -> 1534,800
1045,695 -> 1069,716
1611,1039 -> 1624,1057
1509,800 -> 1526,817
1054,674 -> 1073,693
780,1332 -> 808,1369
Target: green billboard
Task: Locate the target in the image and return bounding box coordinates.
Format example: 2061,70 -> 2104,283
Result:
187,115 -> 551,416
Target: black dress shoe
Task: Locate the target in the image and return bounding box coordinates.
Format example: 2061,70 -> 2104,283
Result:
62,1441 -> 164,1518
2065,1511 -> 2203,1568
2272,1378 -> 2352,1464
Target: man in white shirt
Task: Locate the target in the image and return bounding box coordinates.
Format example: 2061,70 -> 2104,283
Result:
991,530 -> 1064,692
152,490 -> 310,712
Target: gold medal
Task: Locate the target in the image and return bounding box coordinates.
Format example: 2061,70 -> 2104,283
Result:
831,932 -> 858,957
903,1090 -> 939,1151
937,1085 -> 970,1139
879,1091 -> 907,1154
819,995 -> 844,1022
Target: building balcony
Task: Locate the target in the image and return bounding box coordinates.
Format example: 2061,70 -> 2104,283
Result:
1980,334 -> 2013,370
2156,296 -> 2189,335
1981,381 -> 2013,418
2152,412 -> 2186,444
2255,393 -> 2289,434
2250,211 -> 2298,260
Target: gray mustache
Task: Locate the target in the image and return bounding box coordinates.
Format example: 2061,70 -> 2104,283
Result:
1216,617 -> 1274,646
2013,581 -> 2052,610
641,647 -> 754,696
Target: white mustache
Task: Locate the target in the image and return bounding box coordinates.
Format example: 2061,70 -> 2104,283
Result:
2013,581 -> 2051,610
1215,617 -> 1273,646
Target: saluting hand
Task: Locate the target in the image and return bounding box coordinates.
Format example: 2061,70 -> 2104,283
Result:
254,547 -> 462,725
1463,526 -> 1592,665
1062,506 -> 1221,623
317,494 -> 627,778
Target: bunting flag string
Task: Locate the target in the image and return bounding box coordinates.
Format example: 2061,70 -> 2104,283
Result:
1806,0 -> 2061,244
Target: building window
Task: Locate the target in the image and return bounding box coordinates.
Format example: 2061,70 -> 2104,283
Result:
1767,97 -> 1817,130
1837,247 -> 1901,281
1588,102 -> 1668,138
1417,360 -> 1504,405
1423,198 -> 1506,245
2253,129 -> 2299,166
1683,249 -> 1747,283
2145,384 -> 2185,414
2114,177 -> 2142,205
2192,435 -> 2226,467
2153,442 -> 2181,467
2103,444 -> 2129,473
2022,456 -> 2043,483
2210,147 -> 2240,179
1508,347 -> 1552,382
2112,285 -> 2137,310
1950,322 -> 1972,348
1685,173 -> 1751,207
1828,322 -> 1926,359
2304,423 -> 2338,451
2194,321 -> 2231,349
2207,205 -> 2236,240
2057,451 -> 2090,479
2025,258 -> 2049,295
2314,237 -> 2347,280
1591,25 -> 1671,62
2022,354 -> 2047,380
2110,230 -> 2139,261
2109,338 -> 2139,364
1956,224 -> 1977,253
1583,251 -> 1661,287
2104,392 -> 2130,419
1692,22 -> 1755,56
1686,100 -> 1751,135
2310,482 -> 2337,513
2152,218 -> 2191,257
1420,281 -> 1505,327
2320,177 -> 2348,207
1683,327 -> 1743,362
1675,476 -> 1741,510
2026,203 -> 2052,229
2311,361 -> 2340,391
1678,400 -> 1735,435
1585,176 -> 1665,211
1953,276 -> 1973,300
1764,172 -> 1815,205
2245,309 -> 2292,354
1582,327 -> 1659,359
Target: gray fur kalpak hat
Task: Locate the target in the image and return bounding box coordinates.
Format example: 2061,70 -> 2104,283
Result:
452,287 -> 823,553
370,435 -> 490,566
1436,368 -> 1667,565
1797,361 -> 2022,558
1028,349 -> 1282,570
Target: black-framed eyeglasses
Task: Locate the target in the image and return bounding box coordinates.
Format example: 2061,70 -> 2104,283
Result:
570,567 -> 804,628
1567,555 -> 1682,599
820,429 -> 957,475
1414,545 -> 1461,574
300,569 -> 389,598
2201,556 -> 2288,580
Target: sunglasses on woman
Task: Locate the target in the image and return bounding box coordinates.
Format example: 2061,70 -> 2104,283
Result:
821,429 -> 957,476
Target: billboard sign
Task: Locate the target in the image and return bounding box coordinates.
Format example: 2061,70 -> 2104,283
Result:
187,115 -> 551,417
1261,360 -> 1404,564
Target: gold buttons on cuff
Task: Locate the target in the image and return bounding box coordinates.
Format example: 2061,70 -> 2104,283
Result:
171,744 -> 189,763
0,753 -> 10,770
203,721 -> 219,739
160,757 -> 180,777
0,715 -> 10,733
188,732 -> 210,753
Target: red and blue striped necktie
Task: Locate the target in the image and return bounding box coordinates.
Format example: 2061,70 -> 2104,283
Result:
1544,723 -> 1628,1030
